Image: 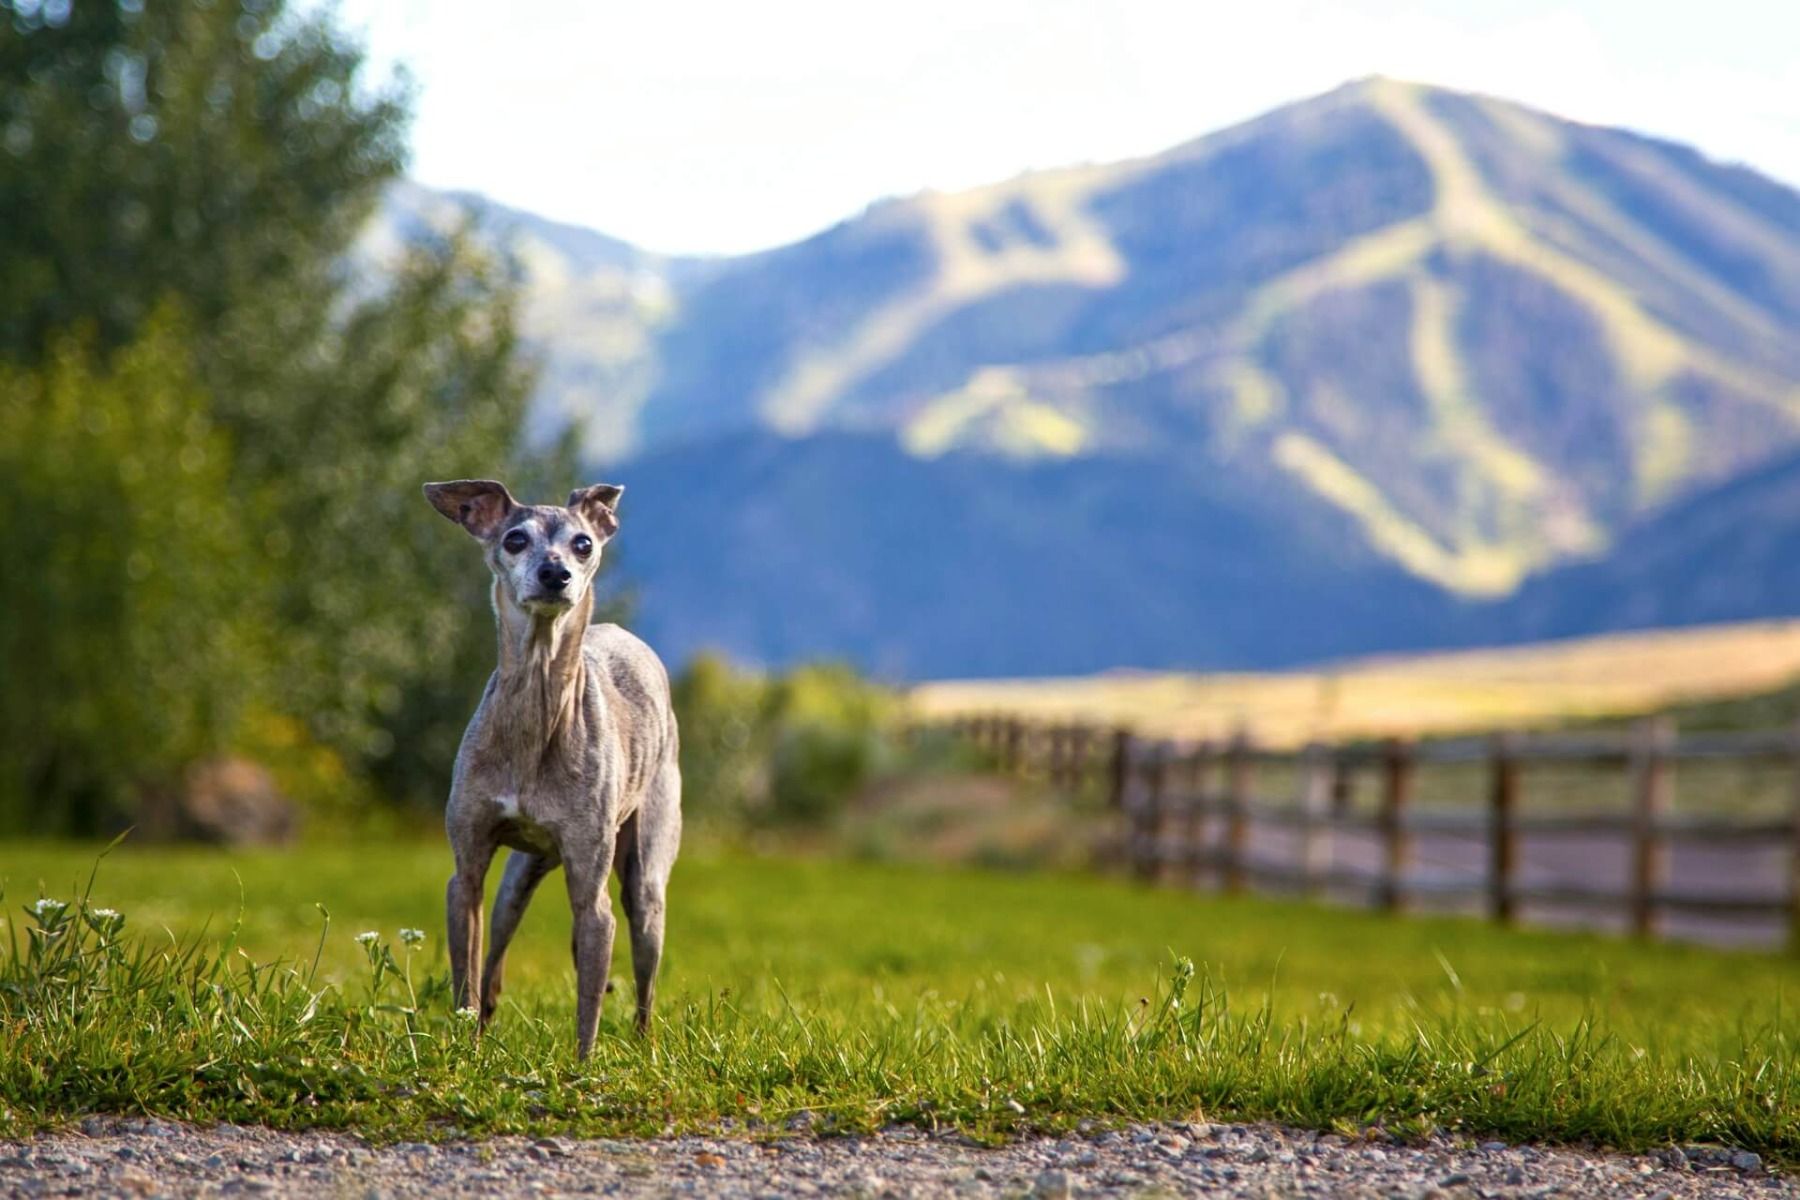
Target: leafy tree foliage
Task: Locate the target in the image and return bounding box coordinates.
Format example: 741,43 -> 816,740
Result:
672,655 -> 898,831
0,0 -> 406,360
0,313 -> 265,831
275,234 -> 567,808
0,0 -> 560,825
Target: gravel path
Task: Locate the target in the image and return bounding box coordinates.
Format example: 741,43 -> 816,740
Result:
2,1117 -> 1788,1198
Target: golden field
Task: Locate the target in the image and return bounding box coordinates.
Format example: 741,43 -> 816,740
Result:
910,620 -> 1800,746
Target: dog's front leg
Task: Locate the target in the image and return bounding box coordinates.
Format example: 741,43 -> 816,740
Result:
481,850 -> 557,1027
446,840 -> 496,1014
564,840 -> 617,1060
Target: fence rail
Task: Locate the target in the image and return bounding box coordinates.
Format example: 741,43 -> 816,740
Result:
930,713 -> 1800,947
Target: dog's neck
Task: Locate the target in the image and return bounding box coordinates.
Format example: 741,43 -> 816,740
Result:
490,581 -> 593,753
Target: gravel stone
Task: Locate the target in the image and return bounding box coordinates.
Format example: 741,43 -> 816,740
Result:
0,1118 -> 1790,1198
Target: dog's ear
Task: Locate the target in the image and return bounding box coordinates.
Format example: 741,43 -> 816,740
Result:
567,483 -> 624,537
423,479 -> 517,539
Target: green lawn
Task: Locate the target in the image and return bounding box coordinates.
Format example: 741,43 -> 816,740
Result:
3,840 -> 1799,1155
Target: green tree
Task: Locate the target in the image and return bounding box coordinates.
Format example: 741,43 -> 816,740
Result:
671,655 -> 899,829
0,312 -> 265,831
0,0 -> 559,824
271,233 -> 558,808
0,0 -> 406,362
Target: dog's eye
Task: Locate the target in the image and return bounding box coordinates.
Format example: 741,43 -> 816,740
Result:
501,530 -> 530,554
572,534 -> 594,558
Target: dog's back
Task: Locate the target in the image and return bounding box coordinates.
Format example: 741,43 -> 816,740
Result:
583,622 -> 679,811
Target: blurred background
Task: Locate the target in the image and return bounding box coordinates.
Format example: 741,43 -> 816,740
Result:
3,0 -> 1799,875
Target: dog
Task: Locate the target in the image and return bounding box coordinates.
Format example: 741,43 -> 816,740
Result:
424,478 -> 681,1058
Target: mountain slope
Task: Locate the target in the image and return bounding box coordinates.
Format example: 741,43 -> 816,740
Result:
368,181 -> 709,457
607,431 -> 1458,677
1498,447 -> 1800,639
615,79 -> 1800,605
381,80 -> 1800,675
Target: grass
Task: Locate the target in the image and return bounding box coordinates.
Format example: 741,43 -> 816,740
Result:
3,839 -> 1800,1157
912,619 -> 1800,747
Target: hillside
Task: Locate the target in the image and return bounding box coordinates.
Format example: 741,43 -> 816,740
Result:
1499,447 -> 1800,638
367,181 -> 707,457
607,431 -> 1456,677
911,620 -> 1800,746
387,79 -> 1800,675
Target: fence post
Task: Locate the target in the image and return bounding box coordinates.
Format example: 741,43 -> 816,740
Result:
1224,731 -> 1252,895
1298,742 -> 1331,897
1003,718 -> 1025,776
1378,738 -> 1414,913
1184,742 -> 1216,888
1790,719 -> 1800,953
1107,727 -> 1134,811
1330,755 -> 1353,817
1488,733 -> 1520,926
1121,738 -> 1153,879
1146,742 -> 1177,884
1069,724 -> 1091,794
1629,716 -> 1673,939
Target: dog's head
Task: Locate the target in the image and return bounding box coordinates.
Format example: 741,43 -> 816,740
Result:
423,479 -> 623,615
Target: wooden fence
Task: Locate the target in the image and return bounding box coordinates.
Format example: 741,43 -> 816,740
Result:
933,713 -> 1800,947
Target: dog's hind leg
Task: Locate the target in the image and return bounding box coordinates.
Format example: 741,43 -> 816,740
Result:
619,760 -> 682,1035
480,850 -> 557,1028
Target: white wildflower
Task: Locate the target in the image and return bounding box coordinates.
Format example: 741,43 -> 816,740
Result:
30,897 -> 67,918
354,930 -> 380,947
399,927 -> 425,948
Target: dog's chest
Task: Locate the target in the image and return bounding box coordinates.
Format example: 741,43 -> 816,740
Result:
491,791 -> 558,855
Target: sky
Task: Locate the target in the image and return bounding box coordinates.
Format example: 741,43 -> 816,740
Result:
322,0 -> 1800,257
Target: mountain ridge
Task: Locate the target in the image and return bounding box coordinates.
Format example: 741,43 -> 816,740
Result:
379,79 -> 1800,676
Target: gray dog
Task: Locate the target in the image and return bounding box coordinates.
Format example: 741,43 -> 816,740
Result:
424,478 -> 681,1058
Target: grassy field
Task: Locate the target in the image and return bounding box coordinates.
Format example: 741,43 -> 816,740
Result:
912,620 -> 1800,746
4,840 -> 1800,1157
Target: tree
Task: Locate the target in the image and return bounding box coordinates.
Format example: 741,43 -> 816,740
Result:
269,232 -> 559,809
0,312 -> 266,831
0,0 -> 406,363
0,0 -> 560,825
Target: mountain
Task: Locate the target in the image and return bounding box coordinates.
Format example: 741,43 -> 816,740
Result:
367,181 -> 712,457
382,79 -> 1800,675
605,431 -> 1456,678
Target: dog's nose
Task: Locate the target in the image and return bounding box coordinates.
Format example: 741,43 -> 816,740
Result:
537,562 -> 572,591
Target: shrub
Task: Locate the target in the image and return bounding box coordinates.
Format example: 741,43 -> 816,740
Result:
671,655 -> 899,829
0,316 -> 267,832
